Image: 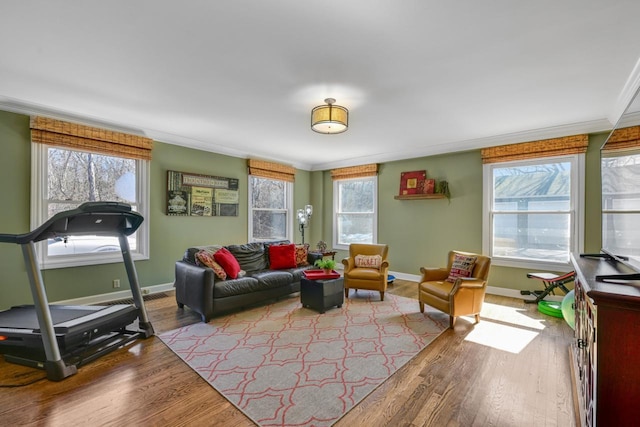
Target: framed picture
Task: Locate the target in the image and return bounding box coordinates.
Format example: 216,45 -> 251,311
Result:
399,170 -> 426,195
166,170 -> 239,216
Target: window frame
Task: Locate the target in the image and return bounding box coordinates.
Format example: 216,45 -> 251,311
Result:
601,149 -> 640,258
482,154 -> 584,271
247,175 -> 293,243
31,142 -> 150,269
332,175 -> 378,251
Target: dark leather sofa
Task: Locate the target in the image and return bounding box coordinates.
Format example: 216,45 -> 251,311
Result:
174,241 -> 320,322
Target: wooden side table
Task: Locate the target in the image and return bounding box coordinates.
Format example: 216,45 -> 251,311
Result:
322,251 -> 337,260
310,251 -> 337,260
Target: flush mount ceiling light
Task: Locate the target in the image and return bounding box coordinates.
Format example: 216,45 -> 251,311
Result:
311,98 -> 348,134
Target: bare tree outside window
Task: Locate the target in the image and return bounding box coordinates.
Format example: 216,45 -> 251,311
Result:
602,152 -> 640,257
491,161 -> 573,263
46,147 -> 138,255
250,176 -> 289,241
335,177 -> 376,247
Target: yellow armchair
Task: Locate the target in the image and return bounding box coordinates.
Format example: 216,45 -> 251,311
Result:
418,250 -> 491,328
342,243 -> 389,301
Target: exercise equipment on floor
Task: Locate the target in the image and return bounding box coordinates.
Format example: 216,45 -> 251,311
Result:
561,290 -> 576,329
537,300 -> 564,318
0,202 -> 154,381
521,271 -> 575,304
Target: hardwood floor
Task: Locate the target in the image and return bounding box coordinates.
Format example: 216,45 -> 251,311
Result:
0,280 -> 575,426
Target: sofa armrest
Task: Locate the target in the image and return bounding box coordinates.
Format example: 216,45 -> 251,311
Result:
174,260 -> 216,322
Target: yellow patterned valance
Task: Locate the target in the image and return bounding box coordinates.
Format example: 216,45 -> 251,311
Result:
602,125 -> 640,153
331,164 -> 378,180
247,159 -> 296,182
481,134 -> 588,164
30,116 -> 153,160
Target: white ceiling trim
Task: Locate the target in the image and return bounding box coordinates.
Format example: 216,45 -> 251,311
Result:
0,96 -> 612,173
0,96 -> 145,136
310,117 -> 613,171
608,57 -> 640,126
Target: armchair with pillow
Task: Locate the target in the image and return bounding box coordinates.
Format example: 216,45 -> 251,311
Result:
342,243 -> 389,301
418,250 -> 491,328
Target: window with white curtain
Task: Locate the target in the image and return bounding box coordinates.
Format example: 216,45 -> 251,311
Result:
333,176 -> 377,250
602,150 -> 640,257
248,176 -> 292,242
31,143 -> 150,269
483,154 -> 584,270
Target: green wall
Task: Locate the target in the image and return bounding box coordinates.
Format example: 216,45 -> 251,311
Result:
0,110 -> 311,308
318,151 -> 485,280
0,112 -> 32,307
317,133 -> 607,292
0,108 -> 608,309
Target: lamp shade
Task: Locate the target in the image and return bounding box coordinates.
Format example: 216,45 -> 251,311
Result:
311,98 -> 348,134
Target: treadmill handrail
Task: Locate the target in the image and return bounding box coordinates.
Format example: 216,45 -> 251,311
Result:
0,202 -> 143,245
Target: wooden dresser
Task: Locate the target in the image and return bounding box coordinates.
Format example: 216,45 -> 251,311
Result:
570,253 -> 640,426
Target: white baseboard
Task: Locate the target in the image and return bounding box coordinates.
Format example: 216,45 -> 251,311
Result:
388,271 -> 420,282
53,282 -> 175,306
52,270 -> 566,306
485,285 -> 564,302
388,270 -> 565,302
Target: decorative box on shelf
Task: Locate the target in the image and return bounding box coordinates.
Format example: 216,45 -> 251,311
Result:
303,269 -> 341,280
396,170 -> 449,200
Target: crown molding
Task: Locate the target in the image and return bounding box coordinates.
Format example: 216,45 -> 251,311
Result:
310,117 -> 613,171
0,96 -> 313,171
0,96 -> 612,173
609,56 -> 640,125
0,96 -> 145,135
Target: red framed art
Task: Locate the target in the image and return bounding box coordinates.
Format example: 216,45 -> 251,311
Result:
399,170 -> 426,195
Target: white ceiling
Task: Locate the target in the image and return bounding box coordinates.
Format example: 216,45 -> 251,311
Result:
2,1 -> 640,171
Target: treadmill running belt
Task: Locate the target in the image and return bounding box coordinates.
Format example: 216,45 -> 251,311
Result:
0,305 -> 106,330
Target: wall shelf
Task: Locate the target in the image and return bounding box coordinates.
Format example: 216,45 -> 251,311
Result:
394,193 -> 446,200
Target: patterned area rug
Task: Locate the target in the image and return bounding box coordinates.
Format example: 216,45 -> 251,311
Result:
159,292 -> 448,427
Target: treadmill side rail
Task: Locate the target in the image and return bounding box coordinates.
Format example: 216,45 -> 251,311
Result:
46,359 -> 78,381
22,242 -> 76,380
119,234 -> 153,332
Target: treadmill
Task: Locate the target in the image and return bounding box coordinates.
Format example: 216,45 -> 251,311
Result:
0,201 -> 154,381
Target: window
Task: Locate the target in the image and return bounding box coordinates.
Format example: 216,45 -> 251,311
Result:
333,176 -> 377,250
602,151 -> 640,257
248,176 -> 292,242
32,143 -> 150,268
483,155 -> 584,269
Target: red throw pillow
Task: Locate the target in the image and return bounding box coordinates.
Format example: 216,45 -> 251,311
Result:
213,247 -> 242,279
269,244 -> 297,269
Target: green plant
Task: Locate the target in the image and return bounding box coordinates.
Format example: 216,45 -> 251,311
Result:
314,258 -> 337,271
436,180 -> 451,201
